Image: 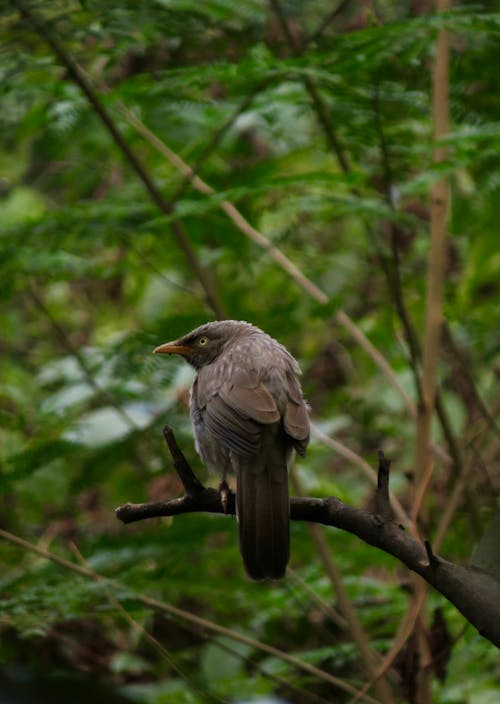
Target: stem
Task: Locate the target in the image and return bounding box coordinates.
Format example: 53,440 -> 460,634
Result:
414,0 -> 451,503
0,527 -> 381,704
16,0 -> 226,320
413,6 -> 451,702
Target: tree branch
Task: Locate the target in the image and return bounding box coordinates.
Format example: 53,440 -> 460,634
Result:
414,0 -> 452,498
0,526 -> 380,704
269,0 -> 351,172
371,80 -> 463,481
305,0 -> 352,45
116,427 -> 500,649
268,0 -> 462,479
120,104 -> 328,304
291,469 -> 396,704
16,0 -> 226,320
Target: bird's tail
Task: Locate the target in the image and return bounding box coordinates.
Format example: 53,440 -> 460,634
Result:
236,451 -> 290,580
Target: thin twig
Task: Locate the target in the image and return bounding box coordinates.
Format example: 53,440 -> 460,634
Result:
269,0 -> 351,172
306,0 -> 352,44
162,426 -> 205,495
168,77 -> 275,206
423,540 -> 439,567
120,104 -> 328,304
409,453 -> 434,529
311,424 -> 409,526
335,310 -> 415,417
286,567 -> 347,630
0,528 -> 382,704
28,283 -> 137,431
414,0 -> 451,506
375,451 -> 393,520
16,0 -> 226,320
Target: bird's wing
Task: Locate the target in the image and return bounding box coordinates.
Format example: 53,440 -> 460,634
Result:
283,370 -> 310,442
219,367 -> 280,424
202,395 -> 262,456
196,365 -> 279,457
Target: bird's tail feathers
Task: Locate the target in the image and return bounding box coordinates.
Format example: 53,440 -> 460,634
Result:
236,454 -> 289,580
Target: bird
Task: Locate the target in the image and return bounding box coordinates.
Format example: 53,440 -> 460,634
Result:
153,320 -> 310,580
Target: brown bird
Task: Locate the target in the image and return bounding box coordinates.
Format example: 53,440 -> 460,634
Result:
154,320 -> 310,580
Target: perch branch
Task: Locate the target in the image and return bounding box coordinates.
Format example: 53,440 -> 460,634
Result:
290,471 -> 394,704
162,426 -> 205,495
116,427 -> 500,649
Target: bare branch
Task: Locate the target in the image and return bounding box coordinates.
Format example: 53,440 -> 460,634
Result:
424,539 -> 439,568
116,428 -> 500,649
162,426 -> 205,495
291,471 -> 395,704
311,424 -> 409,525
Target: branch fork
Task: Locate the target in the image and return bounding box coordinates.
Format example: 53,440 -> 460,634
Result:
115,427 -> 500,649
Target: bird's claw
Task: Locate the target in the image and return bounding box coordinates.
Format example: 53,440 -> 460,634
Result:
219,479 -> 229,513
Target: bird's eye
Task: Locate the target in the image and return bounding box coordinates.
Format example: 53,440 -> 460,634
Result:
198,336 -> 208,346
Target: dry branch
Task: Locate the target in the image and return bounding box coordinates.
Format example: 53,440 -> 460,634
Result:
290,470 -> 394,704
116,427 -> 500,649
414,0 -> 452,499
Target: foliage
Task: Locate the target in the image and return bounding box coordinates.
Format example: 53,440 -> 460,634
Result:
1,1 -> 499,702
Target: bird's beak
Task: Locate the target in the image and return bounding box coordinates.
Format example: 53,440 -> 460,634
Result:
153,340 -> 191,356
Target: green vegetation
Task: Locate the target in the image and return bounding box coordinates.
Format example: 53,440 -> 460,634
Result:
1,1 -> 499,702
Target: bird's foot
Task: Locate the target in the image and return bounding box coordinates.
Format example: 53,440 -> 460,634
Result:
219,479 -> 229,513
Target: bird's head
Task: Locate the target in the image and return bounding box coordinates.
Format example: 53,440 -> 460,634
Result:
153,320 -> 258,370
